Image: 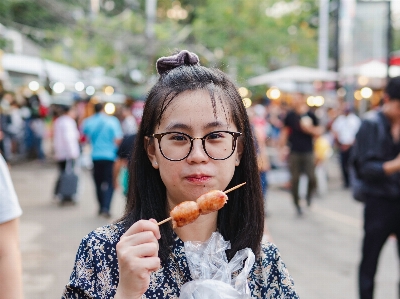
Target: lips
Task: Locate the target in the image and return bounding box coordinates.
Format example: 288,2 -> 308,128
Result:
185,174 -> 212,183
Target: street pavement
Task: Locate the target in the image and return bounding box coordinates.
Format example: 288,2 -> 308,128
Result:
9,156 -> 399,299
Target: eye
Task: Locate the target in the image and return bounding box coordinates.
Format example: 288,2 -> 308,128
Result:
206,132 -> 224,140
168,133 -> 189,142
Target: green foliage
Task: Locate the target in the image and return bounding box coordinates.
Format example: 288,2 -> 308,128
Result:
191,0 -> 319,84
1,0 -> 320,93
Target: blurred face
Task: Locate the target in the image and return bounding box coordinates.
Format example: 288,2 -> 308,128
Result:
292,93 -> 307,111
146,90 -> 243,209
68,107 -> 77,119
385,98 -> 400,122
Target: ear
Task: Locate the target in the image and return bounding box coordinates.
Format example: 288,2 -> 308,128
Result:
382,93 -> 390,104
235,139 -> 244,166
144,136 -> 159,169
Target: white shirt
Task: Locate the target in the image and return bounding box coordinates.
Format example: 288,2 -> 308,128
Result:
0,154 -> 22,224
332,113 -> 361,145
53,115 -> 80,161
121,115 -> 138,136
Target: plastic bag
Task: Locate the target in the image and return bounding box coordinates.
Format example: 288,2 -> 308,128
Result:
179,232 -> 255,299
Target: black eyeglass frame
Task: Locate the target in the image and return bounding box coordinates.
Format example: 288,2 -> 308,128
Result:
150,130 -> 242,161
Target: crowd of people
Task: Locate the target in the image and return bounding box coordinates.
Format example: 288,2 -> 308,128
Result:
1,50 -> 400,299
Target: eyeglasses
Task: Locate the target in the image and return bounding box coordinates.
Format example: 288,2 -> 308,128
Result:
150,130 -> 242,161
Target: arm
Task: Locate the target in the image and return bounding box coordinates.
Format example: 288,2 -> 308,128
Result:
278,126 -> 289,149
301,113 -> 324,138
300,121 -> 324,138
0,218 -> 23,299
356,120 -> 400,179
113,158 -> 124,189
382,154 -> 400,175
259,243 -> 299,298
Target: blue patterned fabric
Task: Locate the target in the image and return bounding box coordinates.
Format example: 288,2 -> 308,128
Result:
62,223 -> 299,299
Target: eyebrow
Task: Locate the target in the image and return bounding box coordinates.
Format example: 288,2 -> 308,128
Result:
165,121 -> 227,131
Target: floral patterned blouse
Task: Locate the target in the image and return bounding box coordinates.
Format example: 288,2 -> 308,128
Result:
62,223 -> 299,299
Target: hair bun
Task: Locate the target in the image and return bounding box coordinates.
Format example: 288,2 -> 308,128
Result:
156,50 -> 200,75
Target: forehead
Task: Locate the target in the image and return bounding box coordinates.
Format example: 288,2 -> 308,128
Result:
158,89 -> 234,130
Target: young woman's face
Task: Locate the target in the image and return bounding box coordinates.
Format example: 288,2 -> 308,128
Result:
147,89 -> 243,208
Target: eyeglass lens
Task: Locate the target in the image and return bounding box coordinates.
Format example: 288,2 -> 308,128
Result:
158,131 -> 236,160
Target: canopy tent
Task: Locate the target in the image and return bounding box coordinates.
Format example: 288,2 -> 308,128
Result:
248,66 -> 339,86
1,53 -> 82,83
340,60 -> 400,78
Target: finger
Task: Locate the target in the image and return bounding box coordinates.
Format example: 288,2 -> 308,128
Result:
124,220 -> 161,239
143,256 -> 161,272
120,231 -> 159,248
148,219 -> 161,239
128,242 -> 159,258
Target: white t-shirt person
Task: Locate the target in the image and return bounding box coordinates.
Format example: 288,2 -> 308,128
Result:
53,114 -> 80,161
332,112 -> 361,146
0,154 -> 22,223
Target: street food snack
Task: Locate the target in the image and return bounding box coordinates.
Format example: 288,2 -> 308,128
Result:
170,201 -> 200,228
197,190 -> 228,215
158,182 -> 245,227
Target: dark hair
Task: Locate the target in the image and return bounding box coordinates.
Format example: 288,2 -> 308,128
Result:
94,103 -> 104,113
120,50 -> 264,262
59,105 -> 70,114
385,76 -> 400,100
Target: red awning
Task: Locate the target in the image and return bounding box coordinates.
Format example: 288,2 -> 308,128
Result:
391,56 -> 400,66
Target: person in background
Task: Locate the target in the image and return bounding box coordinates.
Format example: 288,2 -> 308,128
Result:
331,103 -> 361,188
113,133 -> 136,197
248,104 -> 271,213
26,94 -> 46,160
279,92 -> 323,215
53,105 -> 81,202
353,76 -> 400,299
121,104 -> 138,136
0,153 -> 23,299
82,103 -> 123,218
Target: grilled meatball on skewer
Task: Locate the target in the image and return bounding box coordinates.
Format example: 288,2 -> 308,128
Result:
157,182 -> 246,227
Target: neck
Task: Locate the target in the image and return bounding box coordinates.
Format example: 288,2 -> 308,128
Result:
174,212 -> 218,242
382,105 -> 396,124
294,104 -> 307,115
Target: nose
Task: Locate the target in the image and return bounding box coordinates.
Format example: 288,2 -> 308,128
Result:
186,138 -> 208,163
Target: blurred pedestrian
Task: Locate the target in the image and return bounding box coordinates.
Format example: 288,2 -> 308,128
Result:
331,103 -> 361,188
82,103 -> 123,218
53,105 -> 80,203
113,133 -> 136,196
0,153 -> 23,299
353,76 -> 400,299
279,92 -> 323,215
26,94 -> 46,160
248,104 -> 271,212
121,104 -> 138,136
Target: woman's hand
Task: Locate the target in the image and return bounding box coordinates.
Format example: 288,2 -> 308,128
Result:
114,219 -> 161,299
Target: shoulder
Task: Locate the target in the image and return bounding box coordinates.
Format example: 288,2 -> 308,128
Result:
358,111 -> 381,133
82,116 -> 93,127
249,241 -> 298,297
79,222 -> 125,251
284,111 -> 296,124
285,111 -> 295,118
258,241 -> 281,265
307,110 -> 317,119
0,155 -> 22,223
362,110 -> 380,123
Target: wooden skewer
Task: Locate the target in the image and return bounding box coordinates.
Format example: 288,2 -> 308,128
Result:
223,182 -> 246,194
157,182 -> 246,226
157,217 -> 172,226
